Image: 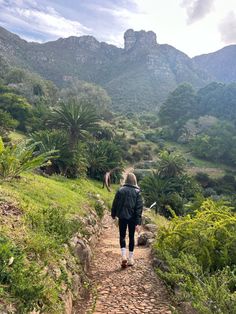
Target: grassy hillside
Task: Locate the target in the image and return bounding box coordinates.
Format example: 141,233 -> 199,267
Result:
0,172 -> 115,313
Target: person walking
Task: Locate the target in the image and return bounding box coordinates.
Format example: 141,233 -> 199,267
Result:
111,173 -> 143,267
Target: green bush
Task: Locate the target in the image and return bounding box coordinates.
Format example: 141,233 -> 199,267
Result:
0,140 -> 54,181
156,199 -> 236,270
31,131 -> 88,178
94,201 -> 105,219
0,235 -> 55,313
156,253 -> 236,314
87,140 -> 122,180
141,172 -> 199,217
154,199 -> 236,313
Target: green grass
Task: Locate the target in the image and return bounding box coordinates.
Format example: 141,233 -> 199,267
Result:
0,172 -> 116,313
0,172 -> 116,252
0,172 -> 114,215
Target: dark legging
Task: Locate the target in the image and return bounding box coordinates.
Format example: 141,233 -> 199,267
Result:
119,218 -> 136,252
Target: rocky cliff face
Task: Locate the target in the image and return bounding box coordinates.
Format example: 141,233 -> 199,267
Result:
0,26 -> 216,111
124,29 -> 157,51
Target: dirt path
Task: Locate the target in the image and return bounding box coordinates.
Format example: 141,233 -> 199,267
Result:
84,215 -> 176,314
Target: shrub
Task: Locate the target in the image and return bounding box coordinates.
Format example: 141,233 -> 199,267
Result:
0,141 -> 54,181
0,235 -> 55,313
129,138 -> 138,145
156,253 -> 236,314
94,201 -> 105,219
87,140 -> 122,180
141,172 -> 199,217
154,199 -> 236,313
203,187 -> 217,197
31,130 -> 88,178
156,199 -> 236,270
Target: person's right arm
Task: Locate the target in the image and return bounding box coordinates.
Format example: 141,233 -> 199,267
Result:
134,191 -> 143,225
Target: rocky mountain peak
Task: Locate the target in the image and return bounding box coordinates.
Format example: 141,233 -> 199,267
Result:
124,29 -> 157,51
55,35 -> 101,51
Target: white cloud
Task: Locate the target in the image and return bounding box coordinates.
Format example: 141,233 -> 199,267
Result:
219,11 -> 236,44
103,0 -> 236,56
181,0 -> 215,24
16,7 -> 90,38
0,1 -> 90,40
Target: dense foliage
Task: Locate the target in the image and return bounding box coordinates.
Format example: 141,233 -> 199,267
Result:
141,151 -> 200,216
0,236 -> 54,313
154,199 -> 236,313
191,122 -> 236,165
159,82 -> 236,167
0,140 -> 54,181
0,65 -> 124,180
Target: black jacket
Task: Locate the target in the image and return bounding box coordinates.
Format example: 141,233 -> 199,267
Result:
111,184 -> 143,225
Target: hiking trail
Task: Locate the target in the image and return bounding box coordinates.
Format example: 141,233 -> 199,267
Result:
84,214 -> 176,314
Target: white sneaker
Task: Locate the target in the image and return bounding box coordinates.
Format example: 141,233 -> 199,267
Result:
127,257 -> 135,266
121,256 -> 127,268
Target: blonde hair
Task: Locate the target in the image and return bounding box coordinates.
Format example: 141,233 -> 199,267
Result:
124,173 -> 138,186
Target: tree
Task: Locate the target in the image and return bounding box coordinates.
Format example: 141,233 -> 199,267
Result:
158,151 -> 186,178
0,56 -> 9,80
30,100 -> 52,132
141,173 -> 175,215
141,150 -> 199,217
159,83 -> 197,138
60,79 -> 111,116
87,140 -> 122,180
191,121 -> 236,166
30,130 -> 87,178
0,92 -> 32,132
197,82 -> 236,123
0,109 -> 18,138
5,67 -> 26,84
141,171 -> 199,217
51,100 -> 99,150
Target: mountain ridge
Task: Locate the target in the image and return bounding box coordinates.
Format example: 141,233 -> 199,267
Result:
0,26 -> 235,111
193,45 -> 236,83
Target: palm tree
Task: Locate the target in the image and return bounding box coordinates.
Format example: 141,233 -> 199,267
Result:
158,151 -> 185,178
51,100 -> 99,150
141,172 -> 176,216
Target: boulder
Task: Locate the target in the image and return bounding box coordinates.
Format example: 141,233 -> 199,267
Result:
137,231 -> 155,246
145,224 -> 157,233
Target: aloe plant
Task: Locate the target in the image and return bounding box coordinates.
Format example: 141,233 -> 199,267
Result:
0,140 -> 55,181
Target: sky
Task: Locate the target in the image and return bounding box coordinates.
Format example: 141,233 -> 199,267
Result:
0,0 -> 236,57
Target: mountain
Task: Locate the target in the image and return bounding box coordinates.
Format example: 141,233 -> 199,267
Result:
193,45 -> 236,83
0,26 -> 215,111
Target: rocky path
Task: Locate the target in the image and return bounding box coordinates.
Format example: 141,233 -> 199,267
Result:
84,215 -> 176,314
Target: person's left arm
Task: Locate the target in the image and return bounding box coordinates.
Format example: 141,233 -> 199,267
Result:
135,191 -> 143,226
